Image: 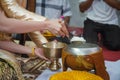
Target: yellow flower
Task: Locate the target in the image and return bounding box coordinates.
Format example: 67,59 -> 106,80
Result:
50,70 -> 103,80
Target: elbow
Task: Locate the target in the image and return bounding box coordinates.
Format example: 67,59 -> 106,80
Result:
117,6 -> 120,10
79,8 -> 85,13
114,5 -> 120,10
115,2 -> 120,10
79,5 -> 85,13
113,3 -> 120,10
80,9 -> 85,13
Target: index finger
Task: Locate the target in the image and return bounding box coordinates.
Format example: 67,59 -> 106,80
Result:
60,22 -> 69,38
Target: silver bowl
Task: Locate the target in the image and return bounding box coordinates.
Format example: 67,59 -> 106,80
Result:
65,42 -> 100,55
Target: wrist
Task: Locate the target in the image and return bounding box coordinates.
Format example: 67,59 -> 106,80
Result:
42,19 -> 50,30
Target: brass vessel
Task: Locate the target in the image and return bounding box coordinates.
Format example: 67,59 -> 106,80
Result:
43,41 -> 65,71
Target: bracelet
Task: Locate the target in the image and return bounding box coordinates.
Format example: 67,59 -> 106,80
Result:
29,48 -> 35,57
31,48 -> 35,56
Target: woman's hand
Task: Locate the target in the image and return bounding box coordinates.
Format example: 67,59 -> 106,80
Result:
44,19 -> 69,38
34,48 -> 48,60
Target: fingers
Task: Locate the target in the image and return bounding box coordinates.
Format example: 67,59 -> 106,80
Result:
58,19 -> 69,37
35,48 -> 49,60
41,56 -> 49,60
46,19 -> 69,38
60,22 -> 69,37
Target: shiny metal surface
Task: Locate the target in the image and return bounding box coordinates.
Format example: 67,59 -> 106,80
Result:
42,41 -> 65,71
43,41 -> 65,59
0,0 -> 48,46
65,42 -> 100,55
48,59 -> 61,71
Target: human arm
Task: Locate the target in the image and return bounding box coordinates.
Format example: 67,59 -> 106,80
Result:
0,41 -> 47,60
16,0 -> 27,8
0,12 -> 46,34
64,16 -> 71,27
0,13 -> 68,47
62,0 -> 72,27
0,0 -> 69,46
79,0 -> 94,12
103,0 -> 120,10
0,13 -> 68,36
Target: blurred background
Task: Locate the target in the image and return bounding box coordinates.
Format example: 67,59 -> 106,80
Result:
69,0 -> 120,27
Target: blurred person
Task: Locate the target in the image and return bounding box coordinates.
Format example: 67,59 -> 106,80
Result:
79,0 -> 120,51
0,0 -> 69,79
35,0 -> 72,26
0,0 -> 69,59
26,0 -> 72,44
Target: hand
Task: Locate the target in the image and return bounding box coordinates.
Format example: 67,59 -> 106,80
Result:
34,48 -> 48,60
45,19 -> 69,38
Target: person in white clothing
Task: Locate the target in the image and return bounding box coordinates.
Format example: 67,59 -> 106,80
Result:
79,0 -> 120,51
25,0 -> 72,44
35,0 -> 72,26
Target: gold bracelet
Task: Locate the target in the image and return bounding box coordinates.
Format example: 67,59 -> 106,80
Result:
31,48 -> 35,56
29,48 -> 35,57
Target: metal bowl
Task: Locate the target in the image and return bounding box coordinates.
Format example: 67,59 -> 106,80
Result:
64,42 -> 100,55
42,42 -> 65,59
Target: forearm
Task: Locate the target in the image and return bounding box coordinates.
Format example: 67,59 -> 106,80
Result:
104,0 -> 120,10
64,16 -> 71,28
0,41 -> 48,59
79,0 -> 94,12
0,16 -> 48,34
0,41 -> 31,55
16,0 -> 27,8
0,0 -> 48,45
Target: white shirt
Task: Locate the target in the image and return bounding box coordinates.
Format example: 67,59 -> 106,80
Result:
79,0 -> 119,25
35,0 -> 72,19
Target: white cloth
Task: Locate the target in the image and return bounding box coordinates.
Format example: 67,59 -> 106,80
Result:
35,0 -> 72,19
36,60 -> 120,80
79,0 -> 119,25
105,60 -> 120,80
70,36 -> 86,42
36,68 -> 62,80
